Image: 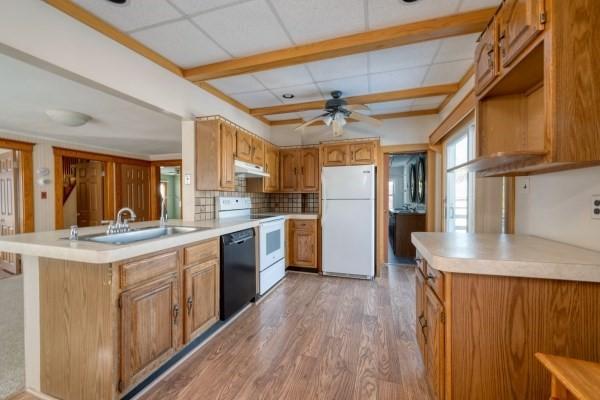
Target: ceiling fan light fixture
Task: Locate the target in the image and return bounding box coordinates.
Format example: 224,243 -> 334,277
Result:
46,109 -> 92,127
334,112 -> 346,127
323,115 -> 333,126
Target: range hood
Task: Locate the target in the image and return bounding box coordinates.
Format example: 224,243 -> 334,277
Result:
234,159 -> 270,178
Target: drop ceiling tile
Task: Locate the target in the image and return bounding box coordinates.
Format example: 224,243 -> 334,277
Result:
434,34 -> 479,63
270,0 -> 365,44
317,76 -> 369,98
265,112 -> 301,121
422,59 -> 472,86
192,0 -> 292,57
367,100 -> 414,113
131,20 -> 230,68
307,54 -> 368,82
230,90 -> 282,108
169,0 -> 241,15
369,66 -> 429,92
208,74 -> 265,95
369,40 -> 441,73
412,95 -> 447,107
368,0 -> 462,29
459,0 -> 502,12
298,110 -> 327,120
73,0 -> 182,32
270,83 -> 324,103
254,66 -> 313,89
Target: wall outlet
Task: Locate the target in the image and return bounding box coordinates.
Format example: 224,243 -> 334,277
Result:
184,174 -> 192,185
593,195 -> 600,219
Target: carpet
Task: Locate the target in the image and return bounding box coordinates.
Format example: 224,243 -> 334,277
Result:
0,275 -> 25,399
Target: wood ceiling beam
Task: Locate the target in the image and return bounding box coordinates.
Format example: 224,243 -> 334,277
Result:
437,64 -> 475,113
269,108 -> 438,126
183,8 -> 495,82
252,83 -> 458,116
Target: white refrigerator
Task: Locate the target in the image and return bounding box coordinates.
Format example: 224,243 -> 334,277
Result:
321,165 -> 375,279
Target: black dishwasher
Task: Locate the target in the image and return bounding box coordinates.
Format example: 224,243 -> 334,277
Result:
220,228 -> 256,320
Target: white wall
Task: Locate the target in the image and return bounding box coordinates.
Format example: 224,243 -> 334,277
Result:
33,143 -> 55,232
270,114 -> 440,147
181,121 -> 196,221
0,1 -> 270,141
515,166 -> 600,251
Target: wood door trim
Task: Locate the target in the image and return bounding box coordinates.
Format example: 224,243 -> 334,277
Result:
150,160 -> 182,220
0,136 -> 34,233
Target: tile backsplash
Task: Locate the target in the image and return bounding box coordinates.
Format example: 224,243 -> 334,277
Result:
195,177 -> 319,221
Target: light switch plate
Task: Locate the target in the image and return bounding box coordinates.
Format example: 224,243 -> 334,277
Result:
593,195 -> 600,219
184,174 -> 192,185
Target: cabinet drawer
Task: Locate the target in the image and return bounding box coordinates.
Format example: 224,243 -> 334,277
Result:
184,239 -> 219,266
426,266 -> 444,300
120,251 -> 178,289
290,219 -> 315,231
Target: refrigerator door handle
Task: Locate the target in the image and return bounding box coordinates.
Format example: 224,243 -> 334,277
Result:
321,173 -> 327,226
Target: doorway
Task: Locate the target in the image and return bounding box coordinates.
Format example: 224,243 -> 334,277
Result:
62,157 -> 105,228
150,161 -> 182,221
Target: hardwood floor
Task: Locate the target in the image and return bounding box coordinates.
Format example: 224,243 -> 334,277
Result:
141,265 -> 432,400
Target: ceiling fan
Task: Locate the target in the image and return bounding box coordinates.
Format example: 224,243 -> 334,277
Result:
294,90 -> 382,136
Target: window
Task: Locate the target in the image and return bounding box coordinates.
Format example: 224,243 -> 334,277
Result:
445,123 -> 475,232
388,180 -> 394,209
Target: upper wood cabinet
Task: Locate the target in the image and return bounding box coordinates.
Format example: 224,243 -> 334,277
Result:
195,119 -> 235,191
475,19 -> 497,95
322,140 -> 378,166
183,258 -> 219,343
279,148 -> 319,193
235,130 -> 253,163
350,142 -> 377,165
252,137 -> 265,167
499,0 -> 545,67
469,0 -> 600,177
120,274 -> 180,391
247,142 -> 279,193
321,143 -> 349,166
288,219 -> 317,269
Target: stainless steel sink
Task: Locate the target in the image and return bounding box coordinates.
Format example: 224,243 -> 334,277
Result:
77,225 -> 206,245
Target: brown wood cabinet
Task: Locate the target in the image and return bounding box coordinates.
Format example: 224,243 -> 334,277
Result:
120,274 -> 180,391
235,130 -> 253,163
183,258 -> 219,343
469,0 -> 600,177
279,148 -> 319,193
288,219 -> 317,269
195,119 -> 235,191
415,259 -> 600,400
247,143 -> 279,193
321,140 -> 378,166
252,136 -> 265,167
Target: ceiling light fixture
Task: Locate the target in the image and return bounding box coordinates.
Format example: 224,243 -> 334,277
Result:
46,109 -> 92,127
400,0 -> 421,3
105,0 -> 129,5
282,93 -> 295,99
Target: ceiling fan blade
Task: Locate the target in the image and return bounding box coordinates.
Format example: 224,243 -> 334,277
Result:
294,113 -> 329,131
349,111 -> 383,125
345,104 -> 369,111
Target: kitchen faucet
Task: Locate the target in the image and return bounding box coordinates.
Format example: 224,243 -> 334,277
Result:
160,198 -> 168,227
106,207 -> 137,235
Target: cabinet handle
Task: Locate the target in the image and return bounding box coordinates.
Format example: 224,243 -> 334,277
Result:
427,272 -> 436,282
172,304 -> 180,324
422,322 -> 428,344
187,297 -> 193,315
418,313 -> 425,327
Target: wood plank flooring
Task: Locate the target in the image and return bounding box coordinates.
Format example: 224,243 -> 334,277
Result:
141,265 -> 432,400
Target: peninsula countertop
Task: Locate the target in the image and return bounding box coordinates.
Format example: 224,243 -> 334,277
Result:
0,213 -> 318,264
411,232 -> 600,283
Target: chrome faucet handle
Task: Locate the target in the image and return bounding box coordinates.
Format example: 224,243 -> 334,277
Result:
69,225 -> 79,240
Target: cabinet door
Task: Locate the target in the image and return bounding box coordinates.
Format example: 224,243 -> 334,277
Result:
120,275 -> 180,391
220,123 -> 236,190
183,259 -> 219,343
290,220 -> 317,268
425,287 -> 445,400
280,150 -> 298,192
322,143 -> 349,166
264,145 -> 280,192
416,269 -> 427,362
299,148 -> 319,192
500,0 -> 545,67
350,142 -> 376,165
236,130 -> 253,163
252,137 -> 265,167
475,20 -> 497,95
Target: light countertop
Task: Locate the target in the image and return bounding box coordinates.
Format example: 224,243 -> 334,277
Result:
412,232 -> 600,283
0,213 -> 318,264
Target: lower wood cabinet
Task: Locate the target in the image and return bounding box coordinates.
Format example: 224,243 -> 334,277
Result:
119,274 -> 180,391
183,258 -> 219,342
288,219 -> 318,269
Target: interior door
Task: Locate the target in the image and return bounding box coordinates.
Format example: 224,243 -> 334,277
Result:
121,164 -> 150,221
0,150 -> 18,274
76,161 -> 104,227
